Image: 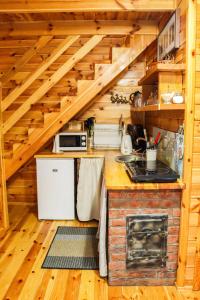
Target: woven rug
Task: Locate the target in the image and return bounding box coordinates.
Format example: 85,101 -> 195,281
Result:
42,226 -> 99,270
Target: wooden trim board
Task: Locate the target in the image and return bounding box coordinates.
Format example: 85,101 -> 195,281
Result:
2,35 -> 80,112
0,83 -> 9,231
176,0 -> 197,287
0,20 -> 158,37
0,36 -> 52,85
0,1 -> 176,13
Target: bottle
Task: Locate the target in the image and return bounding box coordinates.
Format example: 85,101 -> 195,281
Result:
120,124 -> 132,155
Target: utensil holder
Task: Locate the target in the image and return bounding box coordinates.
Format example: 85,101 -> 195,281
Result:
146,149 -> 157,161
146,149 -> 157,172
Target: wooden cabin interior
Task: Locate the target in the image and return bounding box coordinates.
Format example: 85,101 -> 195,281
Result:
0,0 -> 200,299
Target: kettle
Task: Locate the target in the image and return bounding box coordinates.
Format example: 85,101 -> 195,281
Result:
121,125 -> 132,155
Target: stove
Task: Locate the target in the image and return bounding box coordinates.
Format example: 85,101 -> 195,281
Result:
125,160 -> 179,183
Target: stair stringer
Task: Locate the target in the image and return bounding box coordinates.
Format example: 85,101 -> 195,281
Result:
5,43 -> 155,180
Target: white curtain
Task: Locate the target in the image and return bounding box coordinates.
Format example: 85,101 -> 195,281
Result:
98,178 -> 107,277
77,158 -> 104,221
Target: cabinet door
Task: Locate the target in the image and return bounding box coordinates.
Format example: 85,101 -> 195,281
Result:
36,158 -> 75,220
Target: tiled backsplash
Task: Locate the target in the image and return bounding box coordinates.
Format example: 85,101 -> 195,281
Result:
152,127 -> 184,177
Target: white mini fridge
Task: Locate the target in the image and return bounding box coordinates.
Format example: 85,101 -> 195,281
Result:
36,158 -> 75,220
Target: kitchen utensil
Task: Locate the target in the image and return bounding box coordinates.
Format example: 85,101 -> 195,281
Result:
172,93 -> 184,104
121,127 -> 133,155
93,124 -> 122,149
161,92 -> 174,104
115,154 -> 143,163
127,124 -> 146,152
120,135 -> 133,155
154,131 -> 161,146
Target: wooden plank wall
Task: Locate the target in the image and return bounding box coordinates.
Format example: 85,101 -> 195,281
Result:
183,0 -> 200,289
5,36 -> 147,205
143,0 -> 186,135
76,61 -> 145,124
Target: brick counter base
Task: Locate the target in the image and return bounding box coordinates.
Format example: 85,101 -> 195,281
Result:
108,190 -> 181,286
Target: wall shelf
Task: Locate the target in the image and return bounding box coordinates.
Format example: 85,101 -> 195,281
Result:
134,63 -> 186,113
138,63 -> 186,86
131,103 -> 185,112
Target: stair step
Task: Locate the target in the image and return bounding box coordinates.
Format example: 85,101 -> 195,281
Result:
44,112 -> 60,125
94,64 -> 111,79
6,127 -> 29,135
28,128 -> 35,136
60,96 -> 76,109
13,143 -> 23,152
4,150 -> 13,159
112,47 -> 132,64
5,41 -> 157,180
77,80 -> 95,95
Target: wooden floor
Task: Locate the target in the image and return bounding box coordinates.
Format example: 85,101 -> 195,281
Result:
0,205 -> 199,300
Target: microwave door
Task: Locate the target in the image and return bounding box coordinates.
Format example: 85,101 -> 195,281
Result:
59,135 -> 85,151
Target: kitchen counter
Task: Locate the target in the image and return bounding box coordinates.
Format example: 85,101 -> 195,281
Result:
35,150 -> 185,190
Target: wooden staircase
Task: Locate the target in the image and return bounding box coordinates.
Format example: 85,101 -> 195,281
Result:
1,35 -> 155,180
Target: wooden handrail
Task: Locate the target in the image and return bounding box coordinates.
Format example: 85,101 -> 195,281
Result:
2,35 -> 104,134
0,83 -> 9,230
2,35 -> 80,112
1,35 -> 52,85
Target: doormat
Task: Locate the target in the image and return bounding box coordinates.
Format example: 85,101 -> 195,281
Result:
42,226 -> 99,270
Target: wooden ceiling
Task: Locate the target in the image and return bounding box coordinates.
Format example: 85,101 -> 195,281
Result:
0,11 -> 170,23
0,0 -> 175,13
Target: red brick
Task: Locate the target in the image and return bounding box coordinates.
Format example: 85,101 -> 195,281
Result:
136,208 -> 172,215
166,262 -> 177,270
110,219 -> 126,227
109,236 -> 126,245
109,190 -> 181,202
173,218 -> 180,225
109,191 -> 137,199
109,227 -> 126,236
108,209 -> 133,218
110,253 -> 126,261
108,188 -> 180,286
168,226 -> 180,235
113,270 -> 158,278
168,235 -> 179,244
167,245 -> 179,253
108,277 -> 175,286
109,261 -> 124,270
157,271 -> 176,278
173,208 -> 181,217
168,252 -> 179,262
110,199 -> 138,209
109,244 -> 126,251
168,219 -> 174,226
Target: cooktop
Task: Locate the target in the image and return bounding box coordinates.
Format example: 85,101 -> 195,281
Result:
125,160 -> 180,183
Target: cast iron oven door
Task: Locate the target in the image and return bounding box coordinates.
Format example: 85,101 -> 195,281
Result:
126,215 -> 168,269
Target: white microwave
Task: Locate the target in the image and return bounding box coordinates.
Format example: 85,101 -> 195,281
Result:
53,132 -> 87,152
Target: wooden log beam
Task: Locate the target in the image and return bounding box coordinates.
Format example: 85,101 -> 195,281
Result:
0,0 -> 175,13
0,36 -> 52,85
2,35 -> 104,134
0,83 -> 9,232
0,20 -> 158,37
193,235 -> 200,291
2,35 -> 80,112
176,0 -> 197,287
